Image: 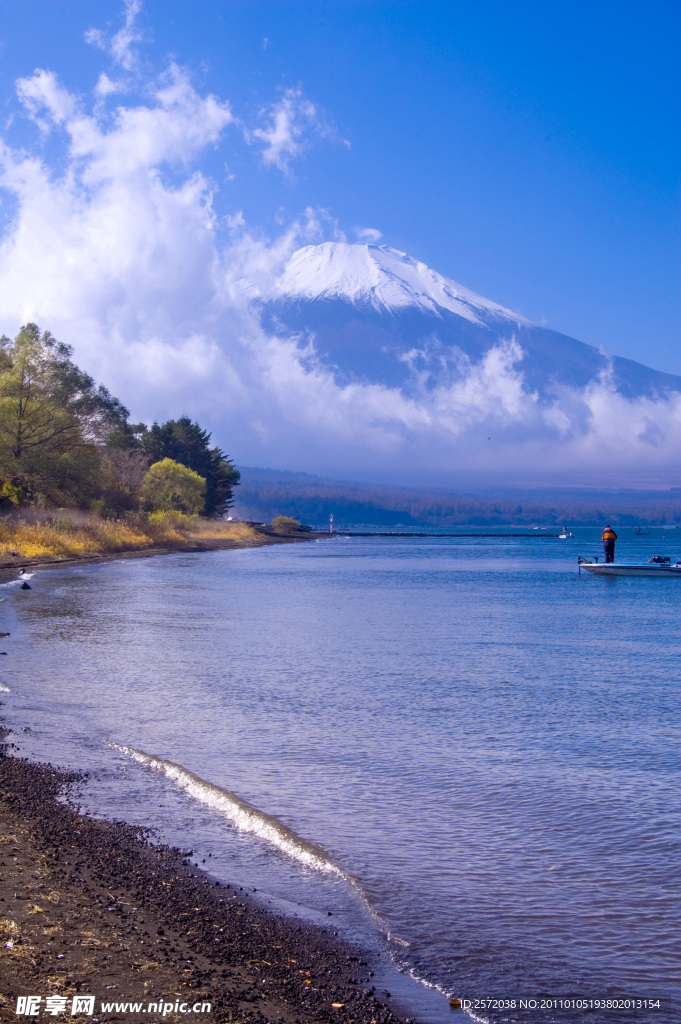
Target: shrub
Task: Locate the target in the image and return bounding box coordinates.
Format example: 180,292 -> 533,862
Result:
1,482 -> 22,507
147,509 -> 195,529
271,515 -> 302,534
53,516 -> 75,533
140,458 -> 206,515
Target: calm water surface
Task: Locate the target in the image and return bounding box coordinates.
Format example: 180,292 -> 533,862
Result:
1,531 -> 679,1023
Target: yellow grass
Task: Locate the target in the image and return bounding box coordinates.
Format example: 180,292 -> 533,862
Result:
181,519 -> 260,543
0,514 -> 262,561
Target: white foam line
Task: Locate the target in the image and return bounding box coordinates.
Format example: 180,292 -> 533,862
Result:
405,968 -> 449,994
111,743 -> 343,876
112,743 -> 463,1015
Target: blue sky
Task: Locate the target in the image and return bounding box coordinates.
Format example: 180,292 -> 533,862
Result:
1,0 -> 678,370
0,0 -> 678,486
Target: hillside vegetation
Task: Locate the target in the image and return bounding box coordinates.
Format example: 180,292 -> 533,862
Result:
0,323 -> 239,517
0,323 -> 254,563
234,468 -> 681,528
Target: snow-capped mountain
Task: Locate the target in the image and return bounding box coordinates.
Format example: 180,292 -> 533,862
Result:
258,242 -> 681,400
271,242 -> 526,325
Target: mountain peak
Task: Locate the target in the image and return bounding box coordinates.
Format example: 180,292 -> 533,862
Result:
258,240 -> 681,402
272,242 -> 528,326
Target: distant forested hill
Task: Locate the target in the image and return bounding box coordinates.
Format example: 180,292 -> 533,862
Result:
233,467 -> 681,528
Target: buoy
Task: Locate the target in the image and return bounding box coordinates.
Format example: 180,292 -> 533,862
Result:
449,998 -> 462,1009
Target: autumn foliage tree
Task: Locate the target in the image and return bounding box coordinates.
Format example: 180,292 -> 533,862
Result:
0,324 -> 129,506
140,417 -> 239,516
140,459 -> 206,515
0,324 -> 240,517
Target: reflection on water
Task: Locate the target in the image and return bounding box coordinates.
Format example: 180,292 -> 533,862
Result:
1,530 -> 679,1023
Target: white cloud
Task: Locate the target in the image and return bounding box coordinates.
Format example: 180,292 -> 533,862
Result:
94,72 -> 125,99
13,64 -> 232,184
85,0 -> 143,72
0,39 -> 679,488
249,87 -> 345,172
16,70 -> 77,129
355,227 -> 382,243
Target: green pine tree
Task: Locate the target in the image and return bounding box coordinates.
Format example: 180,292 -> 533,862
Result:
140,416 -> 239,515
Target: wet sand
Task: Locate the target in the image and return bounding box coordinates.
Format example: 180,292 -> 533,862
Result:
0,742 -> 409,1024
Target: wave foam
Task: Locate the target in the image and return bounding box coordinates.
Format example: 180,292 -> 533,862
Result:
111,744 -> 343,876
111,743 -> 458,1014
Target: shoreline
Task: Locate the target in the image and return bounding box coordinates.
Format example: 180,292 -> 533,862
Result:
0,739 -> 411,1024
0,528 -> 417,1024
0,524 -> 323,585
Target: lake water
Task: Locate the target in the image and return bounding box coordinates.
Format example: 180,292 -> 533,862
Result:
1,530 -> 679,1023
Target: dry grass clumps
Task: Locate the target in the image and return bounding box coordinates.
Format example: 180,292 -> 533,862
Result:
0,513 -> 149,559
182,518 -> 259,543
0,511 -> 261,562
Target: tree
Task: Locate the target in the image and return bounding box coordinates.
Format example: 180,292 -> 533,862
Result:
140,458 -> 206,515
0,325 -> 241,517
95,447 -> 152,516
140,416 -> 239,515
0,324 -> 129,504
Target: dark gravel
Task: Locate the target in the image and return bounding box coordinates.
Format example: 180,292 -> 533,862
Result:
0,743 -> 409,1024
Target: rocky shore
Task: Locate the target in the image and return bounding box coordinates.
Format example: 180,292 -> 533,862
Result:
0,745 -> 409,1024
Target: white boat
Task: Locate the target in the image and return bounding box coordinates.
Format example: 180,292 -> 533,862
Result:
578,559 -> 681,577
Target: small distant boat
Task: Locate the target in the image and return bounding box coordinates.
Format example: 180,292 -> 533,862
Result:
578,557 -> 681,577
558,530 -> 573,539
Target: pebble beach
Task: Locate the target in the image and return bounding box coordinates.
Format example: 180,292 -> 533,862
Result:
0,745 -> 408,1024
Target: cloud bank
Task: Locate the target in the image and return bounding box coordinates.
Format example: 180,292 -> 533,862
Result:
0,8 -> 678,487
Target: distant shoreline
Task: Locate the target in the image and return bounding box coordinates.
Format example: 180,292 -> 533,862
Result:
335,531 -> 562,537
234,466 -> 681,530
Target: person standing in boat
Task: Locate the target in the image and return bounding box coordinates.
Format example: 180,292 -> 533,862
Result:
601,525 -> 617,563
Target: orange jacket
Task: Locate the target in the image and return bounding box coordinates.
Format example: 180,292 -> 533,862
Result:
601,528 -> 617,542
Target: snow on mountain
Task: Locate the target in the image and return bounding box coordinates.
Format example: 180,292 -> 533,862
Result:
272,242 -> 527,326
259,242 -> 681,401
